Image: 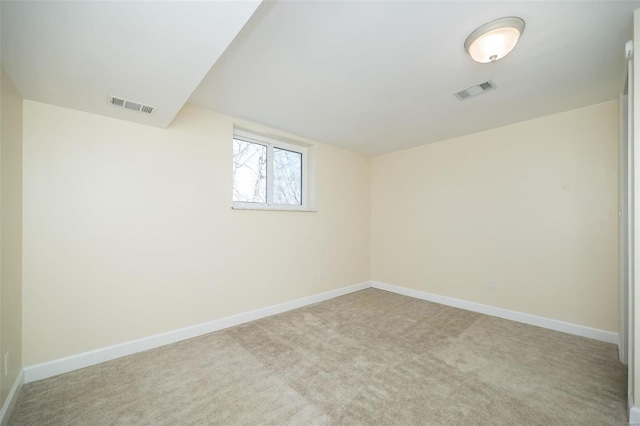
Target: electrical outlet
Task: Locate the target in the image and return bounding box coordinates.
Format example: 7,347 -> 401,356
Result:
317,269 -> 324,280
487,280 -> 496,291
4,352 -> 8,377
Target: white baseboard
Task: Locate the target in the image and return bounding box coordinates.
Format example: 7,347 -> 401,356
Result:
372,281 -> 618,344
0,370 -> 23,426
22,280 -> 618,384
631,404 -> 640,425
629,395 -> 639,424
23,281 -> 371,383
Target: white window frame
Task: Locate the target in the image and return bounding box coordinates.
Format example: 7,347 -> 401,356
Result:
232,129 -> 314,212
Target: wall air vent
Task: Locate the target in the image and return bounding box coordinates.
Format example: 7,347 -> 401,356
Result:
108,96 -> 156,115
453,80 -> 497,100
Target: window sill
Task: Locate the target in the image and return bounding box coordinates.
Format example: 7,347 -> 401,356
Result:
232,204 -> 317,212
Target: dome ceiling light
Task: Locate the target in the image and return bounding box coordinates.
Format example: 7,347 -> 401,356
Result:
464,17 -> 525,63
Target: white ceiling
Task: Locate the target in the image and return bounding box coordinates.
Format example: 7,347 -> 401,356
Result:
2,1 -> 638,155
189,1 -> 640,155
1,1 -> 261,128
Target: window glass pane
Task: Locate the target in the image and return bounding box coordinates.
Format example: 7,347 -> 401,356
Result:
233,139 -> 267,203
273,147 -> 302,205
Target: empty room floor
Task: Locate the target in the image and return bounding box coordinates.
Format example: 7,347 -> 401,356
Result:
10,289 -> 626,425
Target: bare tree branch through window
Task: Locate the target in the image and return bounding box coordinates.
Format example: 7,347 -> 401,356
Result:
233,135 -> 305,208
273,148 -> 302,205
233,139 -> 266,203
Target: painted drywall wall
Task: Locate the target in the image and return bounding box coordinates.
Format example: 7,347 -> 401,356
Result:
0,65 -> 23,405
371,101 -> 619,332
22,101 -> 371,366
633,7 -> 640,413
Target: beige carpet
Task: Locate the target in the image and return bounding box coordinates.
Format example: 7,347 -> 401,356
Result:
10,289 -> 626,425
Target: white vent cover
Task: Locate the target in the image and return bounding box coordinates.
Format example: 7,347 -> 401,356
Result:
453,80 -> 497,100
108,96 -> 156,115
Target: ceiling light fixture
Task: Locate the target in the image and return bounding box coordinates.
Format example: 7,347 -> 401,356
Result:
464,17 -> 525,63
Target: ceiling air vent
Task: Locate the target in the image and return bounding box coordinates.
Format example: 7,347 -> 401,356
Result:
110,97 -> 124,107
108,96 -> 156,115
453,80 -> 497,100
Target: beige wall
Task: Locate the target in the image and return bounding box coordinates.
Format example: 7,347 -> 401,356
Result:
20,97 -> 621,366
372,101 -> 619,332
633,6 -> 640,411
22,101 -> 371,366
0,66 -> 23,405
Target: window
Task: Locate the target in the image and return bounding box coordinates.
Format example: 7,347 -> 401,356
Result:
232,130 -> 313,211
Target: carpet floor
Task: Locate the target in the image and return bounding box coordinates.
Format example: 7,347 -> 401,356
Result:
10,289 -> 627,425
